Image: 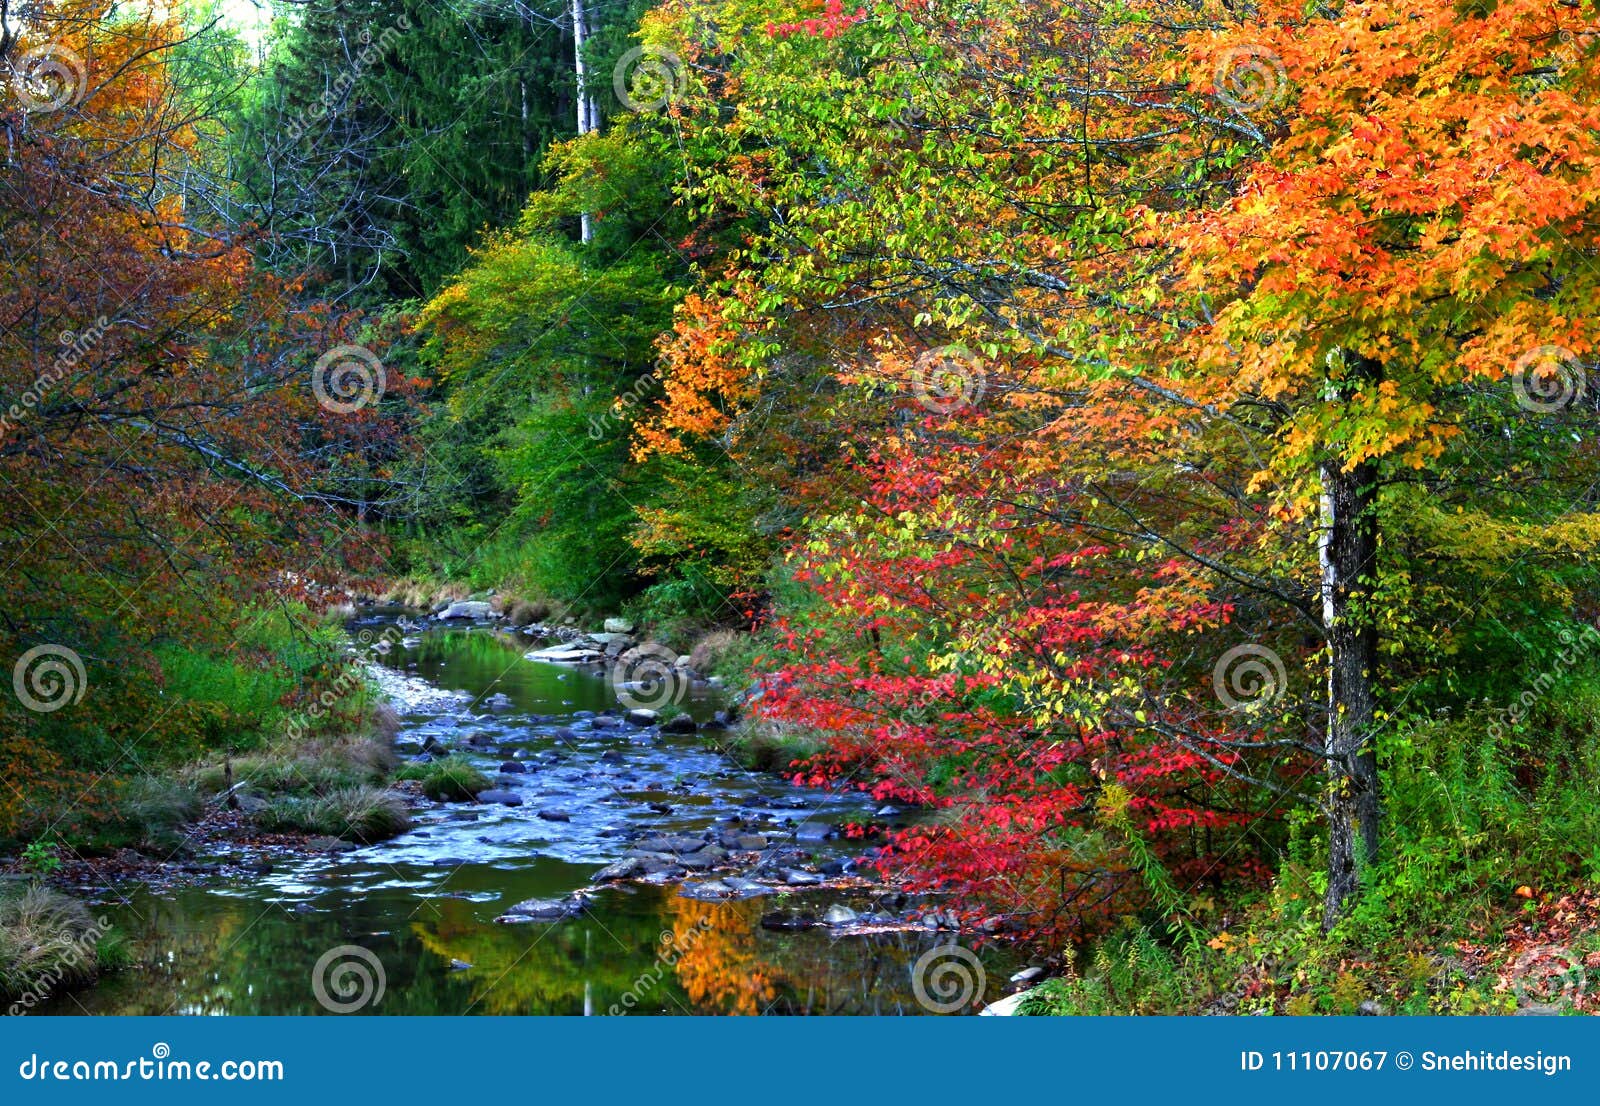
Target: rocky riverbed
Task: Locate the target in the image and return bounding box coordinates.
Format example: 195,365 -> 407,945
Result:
362,618 -> 955,939
44,612 -> 1028,1015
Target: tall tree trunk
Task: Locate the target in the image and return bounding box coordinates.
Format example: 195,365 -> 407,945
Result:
1319,356 -> 1382,929
572,0 -> 594,243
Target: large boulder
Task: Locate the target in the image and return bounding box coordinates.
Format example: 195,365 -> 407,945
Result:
603,617 -> 636,634
437,600 -> 493,620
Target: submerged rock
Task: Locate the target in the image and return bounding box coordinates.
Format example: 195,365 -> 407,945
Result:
679,880 -> 732,900
476,789 -> 524,806
498,894 -> 586,923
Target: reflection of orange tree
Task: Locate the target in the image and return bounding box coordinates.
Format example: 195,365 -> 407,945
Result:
667,898 -> 782,1015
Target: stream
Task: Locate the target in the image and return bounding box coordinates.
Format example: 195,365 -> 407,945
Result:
45,615 -> 1019,1015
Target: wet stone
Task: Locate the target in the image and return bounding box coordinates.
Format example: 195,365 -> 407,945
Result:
476,789 -> 524,806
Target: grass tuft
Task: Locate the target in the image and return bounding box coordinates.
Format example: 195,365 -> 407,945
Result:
396,757 -> 490,802
255,786 -> 412,843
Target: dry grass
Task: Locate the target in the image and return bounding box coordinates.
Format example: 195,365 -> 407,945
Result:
0,885 -> 105,1002
187,733 -> 398,799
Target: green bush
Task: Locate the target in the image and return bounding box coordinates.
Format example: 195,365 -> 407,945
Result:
398,757 -> 490,802
1346,689 -> 1600,944
714,721 -> 824,774
1018,926 -> 1190,1016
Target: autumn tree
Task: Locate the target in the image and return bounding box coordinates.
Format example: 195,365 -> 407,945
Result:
0,0 -> 372,832
1166,0 -> 1600,923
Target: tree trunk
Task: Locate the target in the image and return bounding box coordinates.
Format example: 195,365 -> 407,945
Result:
572,0 -> 594,243
1319,363 -> 1382,929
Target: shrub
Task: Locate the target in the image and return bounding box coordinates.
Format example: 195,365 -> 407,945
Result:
397,757 -> 490,802
1018,927 -> 1190,1016
715,721 -> 823,774
507,598 -> 550,626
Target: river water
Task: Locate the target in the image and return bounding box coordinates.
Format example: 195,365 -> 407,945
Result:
47,619 -> 1017,1015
